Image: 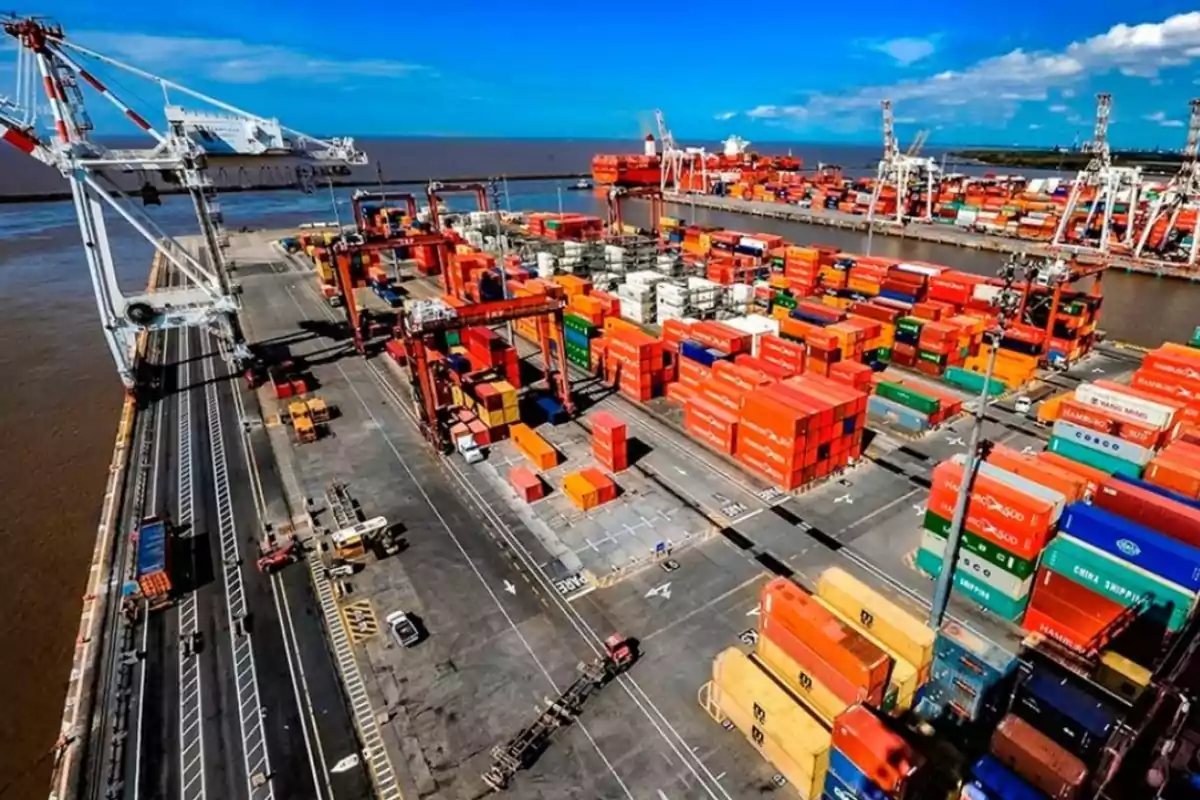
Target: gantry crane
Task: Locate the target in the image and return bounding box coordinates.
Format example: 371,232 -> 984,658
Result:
0,16 -> 365,389
397,295 -> 575,452
426,181 -> 490,230
655,108 -> 710,195
330,231 -> 451,352
352,189 -> 418,238
1052,93 -> 1142,255
1134,98 -> 1200,267
606,185 -> 665,236
865,100 -> 940,228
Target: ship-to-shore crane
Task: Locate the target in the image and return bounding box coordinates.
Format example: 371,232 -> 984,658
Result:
865,100 -> 940,228
427,181 -> 490,230
1134,98 -> 1200,267
0,16 -> 365,389
1052,93 -> 1142,255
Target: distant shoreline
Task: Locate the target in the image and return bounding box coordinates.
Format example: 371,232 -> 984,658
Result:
0,172 -> 592,206
950,148 -> 1184,173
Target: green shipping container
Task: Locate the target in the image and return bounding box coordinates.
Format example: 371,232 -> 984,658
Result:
563,313 -> 596,334
1043,534 -> 1196,632
444,331 -> 461,347
875,380 -> 940,415
775,294 -> 797,309
924,511 -> 1036,580
943,366 -> 1007,396
1047,436 -> 1143,479
874,347 -> 892,363
897,317 -> 925,335
1189,325 -> 1200,347
918,349 -> 947,366
772,256 -> 785,268
915,548 -> 1028,622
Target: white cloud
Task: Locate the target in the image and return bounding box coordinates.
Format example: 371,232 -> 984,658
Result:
1145,110 -> 1185,126
1029,123 -> 1043,129
71,31 -> 426,85
1049,104 -> 1070,112
714,111 -> 737,121
1061,87 -> 1077,97
871,37 -> 937,66
743,11 -> 1200,129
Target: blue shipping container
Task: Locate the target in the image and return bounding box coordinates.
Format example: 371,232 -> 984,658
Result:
934,624 -> 1020,693
680,340 -> 724,367
970,755 -> 1048,800
1060,502 -> 1200,591
1021,665 -> 1121,745
881,289 -> 919,303
789,307 -> 835,326
535,396 -> 567,424
136,520 -> 168,579
868,395 -> 930,433
827,747 -> 889,800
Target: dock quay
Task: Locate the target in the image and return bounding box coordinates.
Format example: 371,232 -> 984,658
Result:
664,191 -> 1200,282
56,226 -> 1171,800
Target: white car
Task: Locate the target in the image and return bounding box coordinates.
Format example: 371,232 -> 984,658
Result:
1013,396 -> 1032,415
386,610 -> 421,648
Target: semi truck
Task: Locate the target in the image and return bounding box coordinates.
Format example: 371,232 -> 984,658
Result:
135,516 -> 173,610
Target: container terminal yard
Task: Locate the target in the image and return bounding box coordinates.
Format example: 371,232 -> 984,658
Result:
7,14 -> 1200,800
590,102 -> 1200,280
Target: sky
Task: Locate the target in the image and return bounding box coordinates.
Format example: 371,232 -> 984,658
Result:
2,1 -> 1200,148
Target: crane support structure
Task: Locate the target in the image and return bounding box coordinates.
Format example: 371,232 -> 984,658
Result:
399,295 -> 575,452
0,16 -> 365,388
866,100 -> 940,228
1134,98 -> 1200,267
352,189 -> 419,234
427,182 -> 490,230
607,185 -> 664,236
1052,93 -> 1142,256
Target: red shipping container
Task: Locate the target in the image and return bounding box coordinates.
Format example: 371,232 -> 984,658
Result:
1036,451 -> 1108,499
740,390 -> 815,441
1093,475 -> 1200,548
1145,450 -> 1200,499
1144,346 -> 1200,385
991,714 -> 1088,800
929,462 -> 1055,560
987,444 -> 1087,504
733,354 -> 791,382
1024,568 -> 1126,654
509,467 -> 544,504
759,613 -> 867,704
761,579 -> 891,702
689,321 -> 752,354
829,361 -> 874,390
579,467 -> 617,504
291,378 -> 308,396
590,411 -> 627,445
832,705 -> 924,796
665,382 -> 697,405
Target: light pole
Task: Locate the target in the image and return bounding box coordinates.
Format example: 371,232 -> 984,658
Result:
929,252 -> 1043,628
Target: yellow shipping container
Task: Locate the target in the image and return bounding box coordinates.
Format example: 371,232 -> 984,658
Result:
812,597 -> 918,713
816,568 -> 935,670
1096,651 -> 1152,703
1037,392 -> 1069,424
753,636 -> 849,725
699,233 -> 712,253
712,648 -> 831,786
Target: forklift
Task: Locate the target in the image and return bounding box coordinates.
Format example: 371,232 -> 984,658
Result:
482,634 -> 636,792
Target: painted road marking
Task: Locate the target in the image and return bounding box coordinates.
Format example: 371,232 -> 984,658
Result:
340,601 -> 379,644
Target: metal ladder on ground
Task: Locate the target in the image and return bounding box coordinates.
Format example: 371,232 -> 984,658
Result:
325,482 -> 360,531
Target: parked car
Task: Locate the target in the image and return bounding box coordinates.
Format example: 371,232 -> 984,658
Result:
386,610 -> 422,647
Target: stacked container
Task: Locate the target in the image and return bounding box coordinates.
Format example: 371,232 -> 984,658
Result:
590,411 -> 628,472
707,647 -> 832,799
561,469 -> 616,511
563,312 -> 598,371
919,455 -> 1064,621
1008,662 -> 1123,770
916,621 -> 1019,729
602,326 -> 665,403
827,705 -> 927,800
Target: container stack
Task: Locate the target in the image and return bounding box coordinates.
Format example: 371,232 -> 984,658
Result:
561,469 -> 616,511
602,325 -> 666,403
868,376 -> 962,434
706,647 -> 832,799
590,411 -> 628,472
916,621 -> 1020,731
563,313 -> 598,371
919,454 -> 1066,622
1029,489 -> 1200,652
826,705 -> 927,800
615,271 -> 666,325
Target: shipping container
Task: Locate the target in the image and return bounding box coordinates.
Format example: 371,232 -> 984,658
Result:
754,634 -> 851,724
831,705 -> 924,797
966,456 -> 1068,522
1012,665 -> 1122,763
1074,383 -> 1175,429
924,511 -> 1037,580
1024,568 -> 1127,654
762,579 -> 893,702
1046,435 -> 1143,479
1094,651 -> 1152,704
934,621 -> 1020,694
970,754 -> 1053,800
920,530 -> 1033,599
135,517 -> 172,600
1059,502 -> 1200,591
1043,533 -> 1197,632
816,567 -> 936,671
812,596 -> 920,712
916,548 -> 1029,621
991,714 -> 1088,799
827,747 -> 890,800
1051,420 -> 1155,468
1096,475 -> 1200,548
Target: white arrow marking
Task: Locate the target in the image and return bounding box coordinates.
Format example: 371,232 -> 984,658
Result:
1021,445 -> 1036,455
746,606 -> 761,617
1092,367 -> 1105,373
646,582 -> 672,600
676,466 -> 688,476
914,504 -> 927,515
834,494 -> 854,505
948,437 -> 965,447
331,754 -> 361,773
504,580 -> 517,595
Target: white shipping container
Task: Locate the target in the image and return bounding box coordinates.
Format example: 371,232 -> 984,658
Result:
1028,179 -> 1045,194
1051,420 -> 1156,467
896,262 -> 942,277
920,531 -> 1032,600
729,284 -> 754,304
1075,384 -> 1175,429
739,236 -> 767,251
973,284 -> 1002,303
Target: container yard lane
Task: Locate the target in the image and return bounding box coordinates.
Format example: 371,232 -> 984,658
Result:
246,239 -> 743,800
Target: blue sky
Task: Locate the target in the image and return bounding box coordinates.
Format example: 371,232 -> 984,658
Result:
3,1 -> 1200,147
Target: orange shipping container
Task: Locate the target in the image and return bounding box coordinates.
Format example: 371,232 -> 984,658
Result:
929,460 -> 1055,559
986,444 -> 1087,504
761,578 -> 892,703
1037,451 -> 1109,499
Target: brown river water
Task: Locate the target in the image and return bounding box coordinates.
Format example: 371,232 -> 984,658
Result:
0,167 -> 1196,796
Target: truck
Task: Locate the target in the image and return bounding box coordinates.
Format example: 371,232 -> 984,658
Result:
135,516 -> 173,609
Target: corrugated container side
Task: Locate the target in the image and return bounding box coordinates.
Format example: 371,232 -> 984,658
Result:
754,634 -> 849,724
1058,502 -> 1200,592
831,705 -> 924,797
815,567 -> 936,671
971,754 -> 1052,800
1094,475 -> 1200,549
991,714 -> 1088,799
811,596 -> 920,712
